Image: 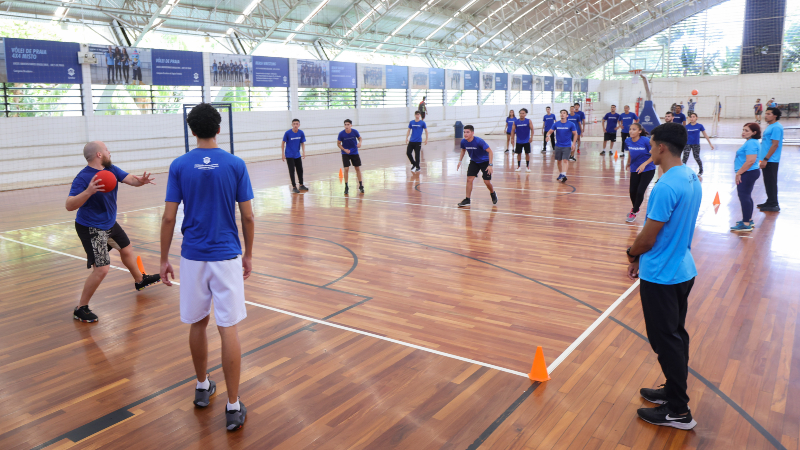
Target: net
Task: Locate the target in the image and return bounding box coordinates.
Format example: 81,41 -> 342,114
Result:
182,103 -> 234,154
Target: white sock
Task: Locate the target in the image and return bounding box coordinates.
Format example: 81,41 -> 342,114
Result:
227,399 -> 240,411
560,172 -> 566,176
196,376 -> 209,390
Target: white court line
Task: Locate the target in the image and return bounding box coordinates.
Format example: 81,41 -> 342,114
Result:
418,181 -> 632,198
0,206 -> 166,234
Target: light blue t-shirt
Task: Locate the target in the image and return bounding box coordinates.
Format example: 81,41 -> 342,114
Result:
543,114 -> 556,130
760,121 -> 784,163
640,165 -> 702,285
338,129 -> 361,155
514,118 -> 532,143
626,137 -> 654,173
460,136 -> 491,163
735,139 -> 760,172
603,112 -> 620,133
506,117 -> 515,133
165,148 -> 254,262
282,129 -> 306,159
684,123 -> 705,146
69,165 -> 129,230
105,52 -> 114,65
550,120 -> 577,147
620,112 -> 638,133
408,120 -> 427,142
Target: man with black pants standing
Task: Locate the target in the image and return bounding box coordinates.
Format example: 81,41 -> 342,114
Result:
626,122 -> 701,430
405,111 -> 428,172
758,107 -> 783,212
282,119 -> 308,193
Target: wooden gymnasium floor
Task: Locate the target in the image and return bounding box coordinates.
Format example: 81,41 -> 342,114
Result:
0,134 -> 798,450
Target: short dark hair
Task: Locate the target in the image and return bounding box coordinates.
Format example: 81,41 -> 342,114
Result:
292,118 -> 300,123
744,122 -> 762,140
414,111 -> 421,115
560,109 -> 568,114
186,103 -> 221,139
520,108 -> 528,113
574,102 -> 580,106
650,122 -> 687,157
464,125 -> 474,131
766,106 -> 782,119
344,119 -> 352,124
665,111 -> 673,116
546,106 -> 551,109
611,104 -> 616,107
689,112 -> 697,118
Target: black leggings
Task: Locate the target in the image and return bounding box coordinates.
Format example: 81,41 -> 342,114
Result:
682,145 -> 703,173
543,133 -> 555,150
406,142 -> 421,168
630,170 -> 655,213
286,157 -> 304,187
737,169 -> 760,222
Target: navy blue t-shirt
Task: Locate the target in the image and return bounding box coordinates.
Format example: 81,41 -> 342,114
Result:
567,114 -> 582,135
69,165 -> 129,230
282,129 -> 306,159
626,137 -> 655,173
408,120 -> 427,142
514,118 -> 532,143
620,112 -> 638,133
543,114 -> 556,131
684,123 -> 705,146
549,120 -> 577,147
460,136 -> 491,163
338,129 -> 361,155
672,113 -> 687,124
603,112 -> 620,133
165,148 -> 254,262
506,117 -> 515,133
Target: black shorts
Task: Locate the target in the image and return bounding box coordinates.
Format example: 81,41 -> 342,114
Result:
467,161 -> 492,180
604,132 -> 617,142
341,153 -> 362,167
514,143 -> 531,154
75,221 -> 131,269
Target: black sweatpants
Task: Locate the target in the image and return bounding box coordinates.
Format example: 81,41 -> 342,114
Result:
286,157 -> 304,187
640,278 -> 694,414
543,133 -> 555,150
621,132 -> 630,151
737,169 -> 760,222
761,162 -> 779,207
629,170 -> 655,213
407,142 -> 421,168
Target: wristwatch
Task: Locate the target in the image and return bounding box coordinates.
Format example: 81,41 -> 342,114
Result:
626,247 -> 639,261
488,163 -> 493,166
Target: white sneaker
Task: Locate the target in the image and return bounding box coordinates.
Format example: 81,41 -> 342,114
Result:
514,166 -> 521,172
525,166 -> 531,172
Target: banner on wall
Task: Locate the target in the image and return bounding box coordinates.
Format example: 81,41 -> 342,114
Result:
151,49 -> 203,86
330,61 -> 356,88
4,38 -> 82,84
580,78 -> 589,93
554,77 -> 565,92
429,68 -> 445,89
572,78 -> 582,93
385,65 -> 408,89
480,71 -> 494,90
359,63 -> 385,89
210,53 -> 251,87
495,73 -> 508,90
543,76 -> 554,92
446,69 -> 463,90
0,39 -> 6,83
533,76 -> 543,91
298,59 -> 328,88
410,67 -> 428,89
464,70 -> 479,90
252,56 -> 289,87
89,45 -> 152,85
511,74 -> 522,91
522,74 -> 532,91
563,77 -> 572,92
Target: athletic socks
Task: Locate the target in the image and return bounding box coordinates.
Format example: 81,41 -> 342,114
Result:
526,161 -> 530,167
227,399 -> 240,411
197,377 -> 210,390
517,161 -> 520,167
359,181 -> 363,187
560,172 -> 566,176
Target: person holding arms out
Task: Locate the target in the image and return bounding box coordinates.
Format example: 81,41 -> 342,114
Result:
731,123 -> 762,232
758,107 -> 783,212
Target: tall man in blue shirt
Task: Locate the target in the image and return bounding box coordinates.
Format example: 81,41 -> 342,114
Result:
573,102 -> 586,156
160,103 -> 255,432
282,119 -> 307,193
67,141 -> 160,323
542,107 -> 556,154
626,122 -> 701,430
405,111 -> 428,172
601,105 -> 620,155
567,106 -> 582,162
511,108 -> 534,172
338,119 -> 364,195
456,125 -> 497,207
618,105 -> 639,153
758,107 -> 783,212
672,105 -> 687,125
545,109 -> 577,183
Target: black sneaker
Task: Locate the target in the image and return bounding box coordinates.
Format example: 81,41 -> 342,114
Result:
135,273 -> 161,291
292,187 -> 300,194
226,400 -> 247,431
541,149 -> 547,154
640,384 -> 668,404
74,305 -> 98,323
760,205 -> 780,212
344,185 -> 349,195
756,202 -> 767,208
637,404 -> 697,430
491,192 -> 498,204
359,185 -> 365,194
600,151 -> 606,155
193,375 -> 216,408
561,176 -> 568,183
458,198 -> 471,207
568,156 -> 577,162
298,185 -> 309,191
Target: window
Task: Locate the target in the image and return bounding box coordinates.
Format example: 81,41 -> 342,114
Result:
92,85 -> 203,115
2,83 -> 83,117
448,90 -> 478,106
361,89 -> 407,108
481,90 -> 506,105
210,87 -> 290,111
509,90 -> 530,104
534,91 -> 551,103
298,88 -> 355,110
410,89 -> 443,106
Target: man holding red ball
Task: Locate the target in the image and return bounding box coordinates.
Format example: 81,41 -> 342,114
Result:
66,141 -> 160,323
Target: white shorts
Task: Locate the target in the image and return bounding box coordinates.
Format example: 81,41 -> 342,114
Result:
180,256 -> 247,327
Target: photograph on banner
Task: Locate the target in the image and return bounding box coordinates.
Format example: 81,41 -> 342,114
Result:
151,49 -> 203,86
495,73 -> 508,90
252,56 -> 289,87
522,74 -> 532,91
410,66 -> 428,89
554,77 -> 564,91
534,75 -> 543,91
572,78 -> 582,93
511,74 -> 522,91
89,45 -> 152,85
4,38 -> 82,84
429,68 -> 445,89
298,59 -> 329,88
481,72 -> 494,90
563,77 -> 572,92
580,78 -> 589,93
385,65 -> 408,89
359,63 -> 385,89
0,38 -> 6,83
211,53 -> 251,87
330,61 -> 356,89
543,76 -> 554,92
447,69 -> 463,90
464,71 -> 479,90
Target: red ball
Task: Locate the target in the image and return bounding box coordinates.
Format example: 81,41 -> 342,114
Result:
691,89 -> 698,95
95,170 -> 118,193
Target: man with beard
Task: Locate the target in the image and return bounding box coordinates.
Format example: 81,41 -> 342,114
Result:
66,141 -> 161,323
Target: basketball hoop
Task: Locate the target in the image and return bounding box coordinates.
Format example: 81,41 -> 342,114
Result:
629,69 -> 643,85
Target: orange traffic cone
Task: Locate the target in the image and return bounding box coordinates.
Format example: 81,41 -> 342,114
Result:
614,150 -> 618,160
713,192 -> 721,205
338,168 -> 343,178
136,256 -> 146,275
528,346 -> 551,382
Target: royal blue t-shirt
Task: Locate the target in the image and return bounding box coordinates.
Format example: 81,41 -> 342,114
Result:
282,129 -> 306,159
506,117 -> 515,133
549,120 -> 577,147
338,129 -> 361,155
543,114 -> 556,131
576,110 -> 586,124
514,118 -> 532,143
672,113 -> 687,124
735,139 -> 760,172
603,112 -> 620,133
684,123 -> 705,146
460,136 -> 491,163
408,120 -> 427,142
165,148 -> 254,261
620,112 -> 638,133
640,165 -> 702,285
69,165 -> 129,230
760,121 -> 784,163
567,114 -> 582,135
626,137 -> 655,173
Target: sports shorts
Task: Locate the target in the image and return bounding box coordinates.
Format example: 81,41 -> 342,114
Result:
467,161 -> 492,180
514,143 -> 531,154
341,153 -> 362,167
75,221 -> 131,269
180,256 -> 247,327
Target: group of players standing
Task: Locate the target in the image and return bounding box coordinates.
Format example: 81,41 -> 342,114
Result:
211,60 -> 250,86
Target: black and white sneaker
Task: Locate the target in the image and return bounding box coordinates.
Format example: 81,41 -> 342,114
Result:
226,400 -> 247,431
541,149 -> 547,154
491,192 -> 498,204
135,273 -> 161,291
637,404 -> 696,430
458,198 -> 471,207
74,305 -> 98,323
561,176 -> 568,183
600,151 -> 606,155
358,185 -> 365,194
640,384 -> 668,404
568,156 -> 577,162
193,375 -> 216,408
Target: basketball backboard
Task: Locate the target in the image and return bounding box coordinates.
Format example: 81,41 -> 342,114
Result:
613,46 -> 664,75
